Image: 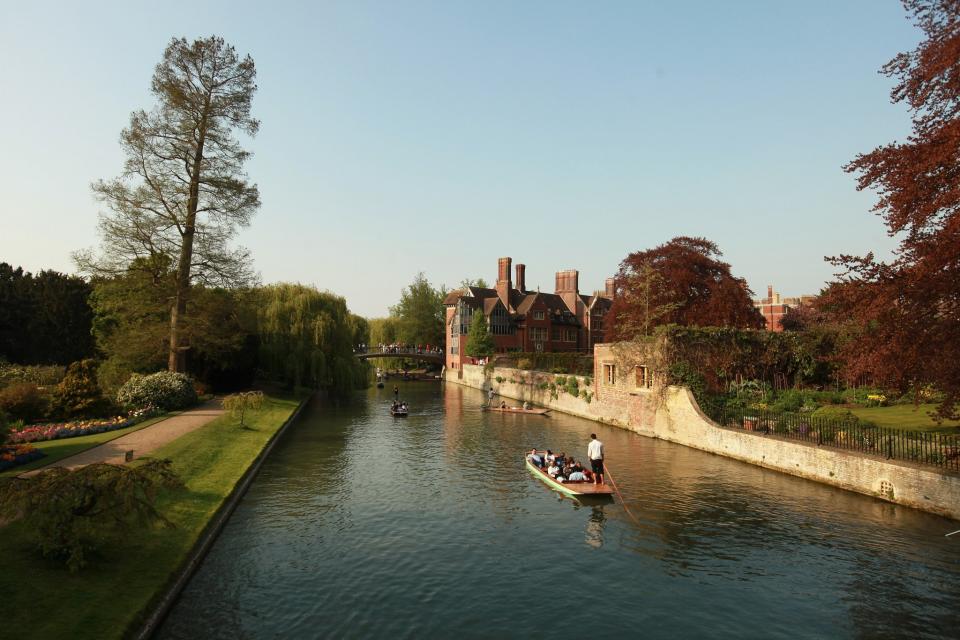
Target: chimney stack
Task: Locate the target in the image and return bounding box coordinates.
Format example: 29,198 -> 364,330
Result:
515,263 -> 526,293
605,277 -> 615,298
555,269 -> 580,316
496,257 -> 512,307
767,285 -> 773,301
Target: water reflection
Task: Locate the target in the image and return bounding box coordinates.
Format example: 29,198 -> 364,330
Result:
158,384 -> 960,640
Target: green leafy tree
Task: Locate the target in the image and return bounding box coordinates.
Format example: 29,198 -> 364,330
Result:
390,272 -> 447,346
465,312 -> 495,359
77,36 -> 260,373
255,283 -> 367,395
0,263 -> 95,365
222,390 -> 264,427
0,460 -> 182,572
460,278 -> 489,289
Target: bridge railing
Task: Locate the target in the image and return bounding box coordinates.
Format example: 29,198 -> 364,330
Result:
355,347 -> 444,357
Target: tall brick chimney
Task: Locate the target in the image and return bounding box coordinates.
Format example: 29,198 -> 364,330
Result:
555,269 -> 579,315
767,285 -> 773,301
515,263 -> 526,293
496,257 -> 512,307
605,277 -> 615,298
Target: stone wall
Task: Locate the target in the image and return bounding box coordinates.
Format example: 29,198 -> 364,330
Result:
447,362 -> 960,520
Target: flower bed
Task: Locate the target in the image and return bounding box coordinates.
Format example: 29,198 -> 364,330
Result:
0,444 -> 45,472
6,407 -> 159,445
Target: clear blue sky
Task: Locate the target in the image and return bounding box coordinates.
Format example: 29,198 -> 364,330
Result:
0,0 -> 919,317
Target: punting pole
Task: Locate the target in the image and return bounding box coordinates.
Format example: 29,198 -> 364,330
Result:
946,529 -> 960,537
603,465 -> 644,528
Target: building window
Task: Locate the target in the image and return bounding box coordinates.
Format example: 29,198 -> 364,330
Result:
530,327 -> 547,343
552,328 -> 561,341
533,310 -> 545,320
636,366 -> 652,389
603,363 -> 616,385
563,328 -> 576,342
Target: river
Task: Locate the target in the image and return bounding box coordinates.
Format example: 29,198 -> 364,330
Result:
157,383 -> 960,639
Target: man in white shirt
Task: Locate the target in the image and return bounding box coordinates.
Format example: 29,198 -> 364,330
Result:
587,433 -> 605,485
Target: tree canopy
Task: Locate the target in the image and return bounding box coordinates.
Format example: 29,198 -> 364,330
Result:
465,312 -> 495,359
0,263 -> 95,365
608,237 -> 763,340
389,272 -> 447,347
255,283 -> 367,395
826,0 -> 960,419
78,36 -> 260,373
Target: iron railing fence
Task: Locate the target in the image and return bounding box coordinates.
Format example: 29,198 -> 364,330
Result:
701,403 -> 960,473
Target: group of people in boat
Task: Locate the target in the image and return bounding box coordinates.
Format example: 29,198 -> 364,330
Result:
526,449 -> 593,483
391,400 -> 409,413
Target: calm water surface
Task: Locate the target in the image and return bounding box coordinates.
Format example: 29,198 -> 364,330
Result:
158,384 -> 960,639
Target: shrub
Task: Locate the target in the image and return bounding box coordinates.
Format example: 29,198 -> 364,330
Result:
55,360 -> 109,418
811,406 -> 857,422
0,363 -> 65,389
517,358 -> 533,370
222,391 -> 264,427
555,376 -> 567,386
0,460 -> 182,571
116,371 -> 197,411
565,377 -> 580,398
495,376 -> 504,384
0,383 -> 48,423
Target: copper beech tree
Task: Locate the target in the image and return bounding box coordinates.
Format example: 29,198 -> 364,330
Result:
608,237 -> 763,341
826,0 -> 960,419
77,36 -> 260,373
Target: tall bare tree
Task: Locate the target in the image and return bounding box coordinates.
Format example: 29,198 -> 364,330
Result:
77,36 -> 260,372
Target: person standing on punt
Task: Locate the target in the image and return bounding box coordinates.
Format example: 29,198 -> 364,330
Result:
587,433 -> 605,485
393,385 -> 399,401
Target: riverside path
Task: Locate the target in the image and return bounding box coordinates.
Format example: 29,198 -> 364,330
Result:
20,399 -> 224,477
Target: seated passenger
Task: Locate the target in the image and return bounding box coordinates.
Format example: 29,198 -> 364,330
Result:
547,462 -> 561,477
527,449 -> 544,468
500,401 -> 507,409
555,452 -> 566,469
544,449 -> 555,465
568,468 -> 588,482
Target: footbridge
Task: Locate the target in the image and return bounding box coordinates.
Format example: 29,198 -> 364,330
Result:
355,348 -> 445,365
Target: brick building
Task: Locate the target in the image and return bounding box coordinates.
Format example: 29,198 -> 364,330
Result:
753,285 -> 817,332
444,257 -> 613,371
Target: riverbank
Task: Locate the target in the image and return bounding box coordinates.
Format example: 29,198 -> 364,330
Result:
0,393 -> 306,640
448,362 -> 960,520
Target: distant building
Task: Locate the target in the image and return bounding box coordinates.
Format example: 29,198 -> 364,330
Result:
753,285 -> 816,332
443,257 -> 613,371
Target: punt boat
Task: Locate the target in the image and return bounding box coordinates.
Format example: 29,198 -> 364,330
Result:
483,406 -> 550,415
390,406 -> 409,417
525,457 -> 614,496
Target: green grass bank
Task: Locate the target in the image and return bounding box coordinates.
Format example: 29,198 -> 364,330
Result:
0,394 -> 306,639
849,403 -> 960,432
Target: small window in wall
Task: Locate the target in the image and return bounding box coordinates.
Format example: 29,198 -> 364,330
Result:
636,366 -> 652,389
603,363 -> 616,385
533,310 -> 545,320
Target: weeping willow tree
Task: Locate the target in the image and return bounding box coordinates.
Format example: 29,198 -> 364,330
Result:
255,284 -> 367,395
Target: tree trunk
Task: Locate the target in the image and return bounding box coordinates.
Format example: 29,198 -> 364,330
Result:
168,113 -> 208,373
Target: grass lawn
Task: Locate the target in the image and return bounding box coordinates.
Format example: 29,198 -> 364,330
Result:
0,413 -> 176,478
0,393 -> 305,640
849,403 -> 960,432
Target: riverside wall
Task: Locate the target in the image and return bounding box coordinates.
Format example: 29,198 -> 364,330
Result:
446,363 -> 960,520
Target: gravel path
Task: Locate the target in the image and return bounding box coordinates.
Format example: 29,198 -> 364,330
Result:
20,399 -> 225,477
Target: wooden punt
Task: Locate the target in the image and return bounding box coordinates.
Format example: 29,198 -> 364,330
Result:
390,407 -> 409,417
483,406 -> 550,415
525,457 -> 614,496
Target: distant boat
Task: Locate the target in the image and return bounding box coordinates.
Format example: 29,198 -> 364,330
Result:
483,405 -> 550,415
376,381 -> 385,388
525,457 -> 613,496
390,405 -> 409,417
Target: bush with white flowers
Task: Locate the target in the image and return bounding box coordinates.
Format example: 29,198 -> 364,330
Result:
116,371 -> 197,411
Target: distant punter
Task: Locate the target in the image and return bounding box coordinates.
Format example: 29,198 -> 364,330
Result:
588,433 -> 605,485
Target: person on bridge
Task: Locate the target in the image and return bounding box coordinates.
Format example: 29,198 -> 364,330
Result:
588,434 -> 605,485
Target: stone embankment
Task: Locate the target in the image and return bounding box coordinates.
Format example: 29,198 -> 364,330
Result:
448,362 -> 960,520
